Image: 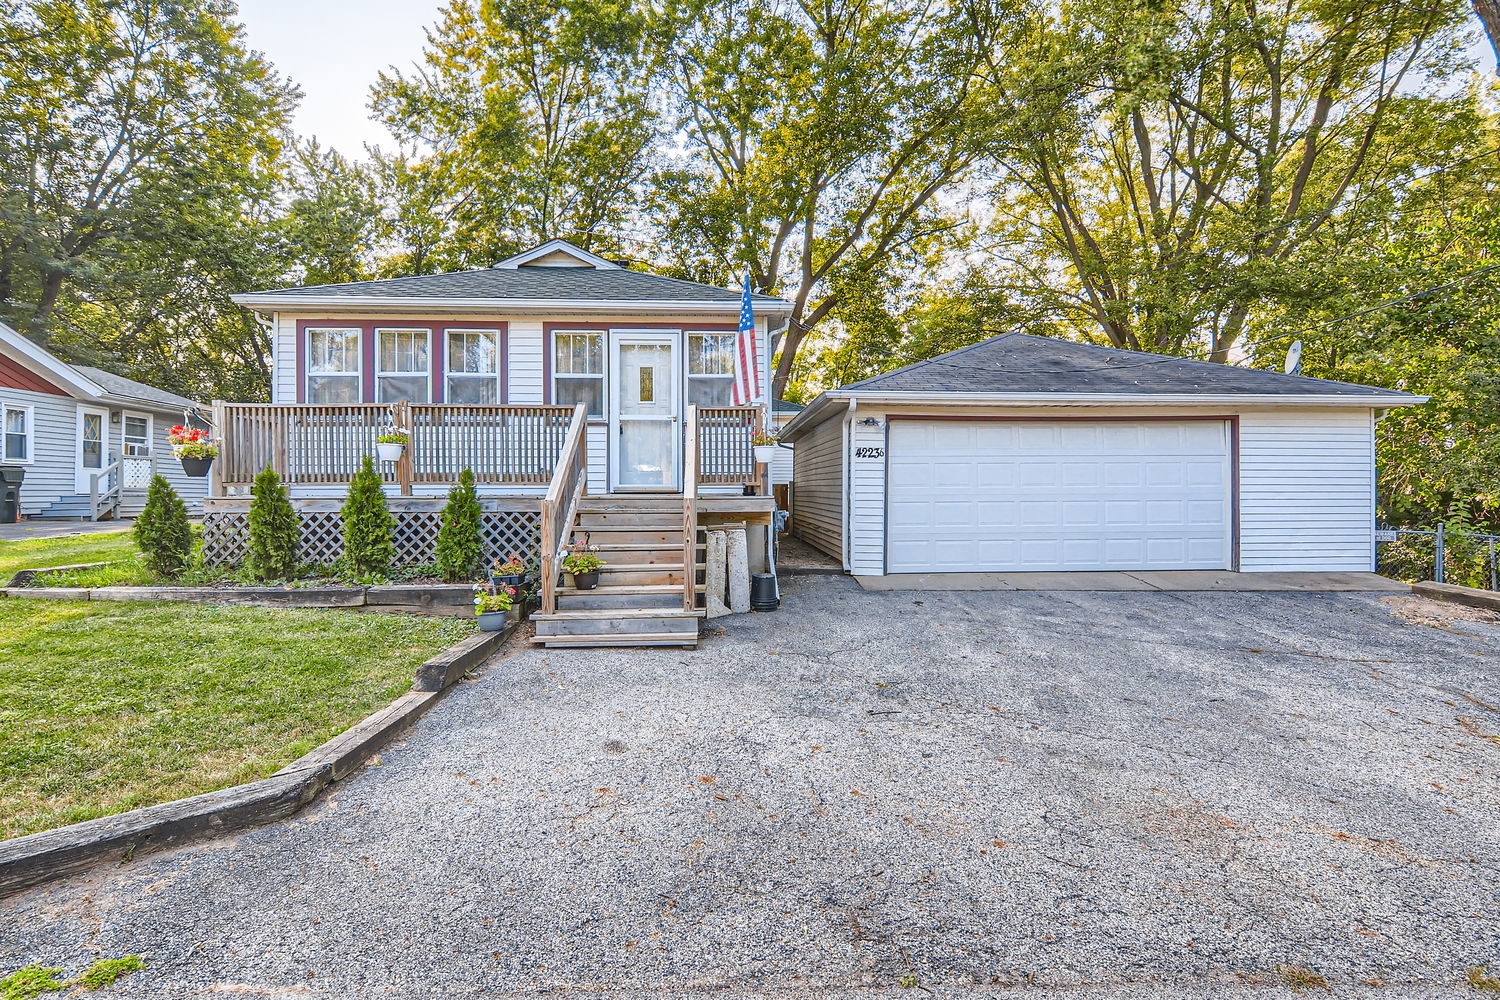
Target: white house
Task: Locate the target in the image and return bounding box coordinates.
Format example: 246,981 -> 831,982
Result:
0,321 -> 208,520
781,333 -> 1423,578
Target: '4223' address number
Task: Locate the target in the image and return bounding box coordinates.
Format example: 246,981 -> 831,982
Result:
855,446 -> 884,458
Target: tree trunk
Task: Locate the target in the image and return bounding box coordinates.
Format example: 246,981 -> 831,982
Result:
1475,0 -> 1500,68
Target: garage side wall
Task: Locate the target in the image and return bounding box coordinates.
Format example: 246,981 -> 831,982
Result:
848,416 -> 886,575
1237,409 -> 1375,572
791,416 -> 844,562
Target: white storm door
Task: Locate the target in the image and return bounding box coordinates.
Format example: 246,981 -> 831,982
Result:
75,406 -> 108,493
609,333 -> 680,491
886,419 -> 1231,573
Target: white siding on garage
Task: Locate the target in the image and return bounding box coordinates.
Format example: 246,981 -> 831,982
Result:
848,416 -> 886,575
1237,409 -> 1375,572
791,414 -> 843,561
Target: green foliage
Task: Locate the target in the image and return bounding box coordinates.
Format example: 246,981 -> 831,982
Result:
132,476 -> 193,579
70,956 -> 144,992
340,457 -> 394,577
435,469 -> 484,582
0,965 -> 66,1000
245,466 -> 300,582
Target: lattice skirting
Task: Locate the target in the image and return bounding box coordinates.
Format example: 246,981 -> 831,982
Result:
202,506 -> 541,569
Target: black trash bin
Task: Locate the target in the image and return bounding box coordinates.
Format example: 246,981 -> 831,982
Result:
0,466 -> 23,524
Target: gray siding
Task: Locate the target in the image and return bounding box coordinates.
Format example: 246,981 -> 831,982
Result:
791,415 -> 843,562
1,386 -> 78,515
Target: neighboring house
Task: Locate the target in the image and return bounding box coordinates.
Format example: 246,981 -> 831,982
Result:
226,239 -> 795,648
781,333 -> 1424,579
768,397 -> 802,488
0,321 -> 207,520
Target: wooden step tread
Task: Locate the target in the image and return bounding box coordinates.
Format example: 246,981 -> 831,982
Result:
571,523 -> 686,532
531,632 -> 699,648
594,542 -> 705,551
557,583 -> 704,596
534,609 -> 706,621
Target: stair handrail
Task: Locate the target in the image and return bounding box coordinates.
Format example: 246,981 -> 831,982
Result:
540,402 -> 589,614
89,458 -> 122,521
682,405 -> 699,611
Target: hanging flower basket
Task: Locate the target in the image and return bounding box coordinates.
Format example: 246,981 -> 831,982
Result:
751,432 -> 779,465
167,425 -> 217,477
375,432 -> 408,463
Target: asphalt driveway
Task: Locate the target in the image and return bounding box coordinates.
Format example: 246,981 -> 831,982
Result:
3,577 -> 1497,998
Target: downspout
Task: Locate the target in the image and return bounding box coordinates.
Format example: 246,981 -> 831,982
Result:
841,398 -> 857,573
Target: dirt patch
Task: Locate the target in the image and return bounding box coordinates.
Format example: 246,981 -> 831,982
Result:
1382,595 -> 1500,632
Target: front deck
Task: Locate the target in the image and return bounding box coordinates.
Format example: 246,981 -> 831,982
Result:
203,401 -> 775,644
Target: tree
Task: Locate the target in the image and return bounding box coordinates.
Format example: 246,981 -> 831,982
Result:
245,465 -> 300,582
969,0 -> 1479,360
275,141 -> 381,287
0,0 -> 296,371
1475,0 -> 1500,67
369,0 -> 658,270
133,475 -> 193,578
341,457 -> 395,577
652,0 -> 1010,398
435,469 -> 484,581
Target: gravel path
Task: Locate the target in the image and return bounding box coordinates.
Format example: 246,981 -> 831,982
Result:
3,578 -> 1497,997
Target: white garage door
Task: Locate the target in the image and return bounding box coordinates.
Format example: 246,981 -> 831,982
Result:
887,419 -> 1230,573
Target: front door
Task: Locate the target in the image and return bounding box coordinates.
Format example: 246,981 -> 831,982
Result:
75,406 -> 108,493
610,333 -> 680,492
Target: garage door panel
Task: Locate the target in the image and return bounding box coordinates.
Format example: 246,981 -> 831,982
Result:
888,419 -> 1229,573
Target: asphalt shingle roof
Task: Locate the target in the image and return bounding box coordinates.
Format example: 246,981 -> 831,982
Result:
246,266 -> 786,304
75,366 -> 199,409
841,333 -> 1413,398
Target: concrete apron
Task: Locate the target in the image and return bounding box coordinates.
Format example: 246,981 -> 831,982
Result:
856,570 -> 1410,592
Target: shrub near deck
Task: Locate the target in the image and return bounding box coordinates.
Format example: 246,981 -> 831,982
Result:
0,600 -> 470,841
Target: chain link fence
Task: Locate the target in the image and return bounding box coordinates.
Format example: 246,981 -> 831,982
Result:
1375,525 -> 1500,590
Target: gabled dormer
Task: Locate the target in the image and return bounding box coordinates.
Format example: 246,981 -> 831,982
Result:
492,239 -> 622,270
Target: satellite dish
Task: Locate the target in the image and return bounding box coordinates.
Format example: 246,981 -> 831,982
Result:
1284,340 -> 1303,376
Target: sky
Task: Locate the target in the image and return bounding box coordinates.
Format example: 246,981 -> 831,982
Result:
234,0 -> 445,156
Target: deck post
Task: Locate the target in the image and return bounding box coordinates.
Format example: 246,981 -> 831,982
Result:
683,405 -> 699,611
209,400 -> 226,499
392,401 -> 413,496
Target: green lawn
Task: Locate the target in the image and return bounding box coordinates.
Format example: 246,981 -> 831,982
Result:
0,599 -> 471,841
0,530 -> 139,580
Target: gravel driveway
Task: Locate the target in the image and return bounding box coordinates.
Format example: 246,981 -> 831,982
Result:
3,576 -> 1497,998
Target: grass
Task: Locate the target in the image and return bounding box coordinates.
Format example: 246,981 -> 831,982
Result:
0,530 -> 138,581
1470,966 -> 1500,992
0,599 -> 470,840
0,957 -> 143,997
1276,964 -> 1331,992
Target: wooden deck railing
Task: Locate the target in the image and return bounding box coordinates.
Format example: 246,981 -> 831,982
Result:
539,402 -> 589,614
695,406 -> 764,490
213,401 -> 576,494
682,405 -> 700,611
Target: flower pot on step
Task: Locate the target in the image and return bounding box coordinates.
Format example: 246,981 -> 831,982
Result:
179,456 -> 214,478
476,611 -> 507,632
491,572 -> 527,589
376,442 -> 406,463
573,570 -> 600,591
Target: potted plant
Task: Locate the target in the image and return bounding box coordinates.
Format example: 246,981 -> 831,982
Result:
490,554 -> 529,589
562,543 -> 605,590
376,431 -> 409,463
473,583 -> 516,631
167,425 -> 218,477
751,431 -> 779,465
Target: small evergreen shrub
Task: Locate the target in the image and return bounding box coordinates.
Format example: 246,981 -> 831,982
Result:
245,465 -> 300,582
341,456 -> 394,577
133,475 -> 193,578
435,468 -> 483,581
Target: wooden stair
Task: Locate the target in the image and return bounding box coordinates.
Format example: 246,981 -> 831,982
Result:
531,498 -> 703,648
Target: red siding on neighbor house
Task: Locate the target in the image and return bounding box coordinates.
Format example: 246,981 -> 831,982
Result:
0,353 -> 68,396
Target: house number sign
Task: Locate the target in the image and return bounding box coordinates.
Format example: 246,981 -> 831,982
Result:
855,446 -> 884,458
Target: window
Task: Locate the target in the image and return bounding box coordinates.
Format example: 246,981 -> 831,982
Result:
306,327 -> 362,404
687,331 -> 735,407
2,405 -> 31,463
445,329 -> 501,404
376,328 -> 431,402
123,414 -> 151,457
552,331 -> 604,417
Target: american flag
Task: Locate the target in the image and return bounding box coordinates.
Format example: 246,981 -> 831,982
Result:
731,273 -> 760,405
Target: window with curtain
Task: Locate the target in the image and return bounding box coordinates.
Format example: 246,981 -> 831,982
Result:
552,331 -> 604,417
306,327 -> 362,404
687,332 -> 735,406
376,328 -> 431,402
123,414 -> 151,456
3,406 -> 30,462
446,329 -> 501,404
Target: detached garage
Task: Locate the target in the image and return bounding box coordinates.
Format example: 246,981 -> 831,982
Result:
781,333 -> 1422,579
